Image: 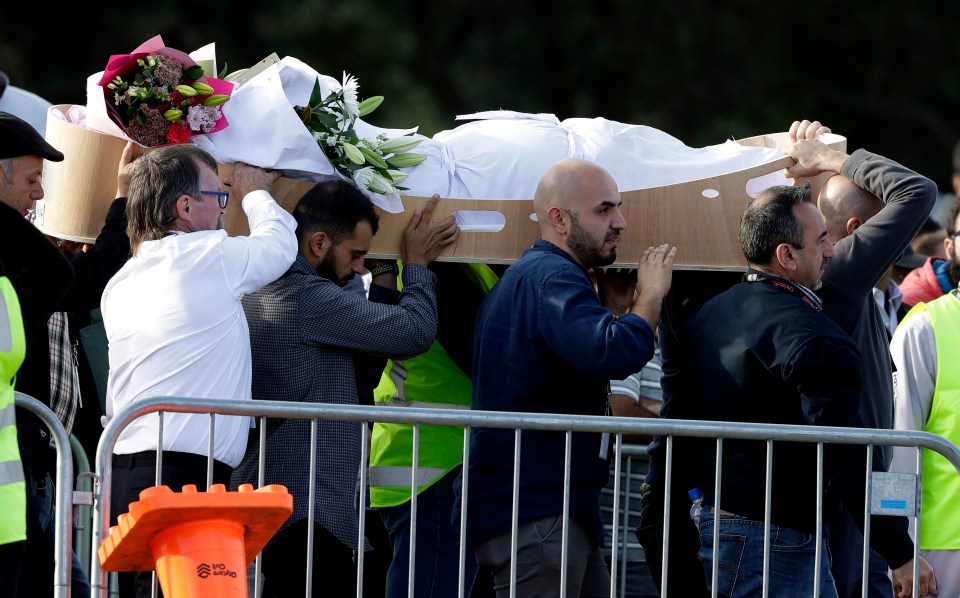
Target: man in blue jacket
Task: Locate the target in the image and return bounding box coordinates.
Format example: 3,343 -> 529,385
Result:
462,158 -> 676,597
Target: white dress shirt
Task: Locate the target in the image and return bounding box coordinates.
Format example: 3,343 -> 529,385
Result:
102,190 -> 297,467
872,280 -> 903,337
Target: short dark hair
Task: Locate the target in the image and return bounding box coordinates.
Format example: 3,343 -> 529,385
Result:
739,183 -> 812,265
126,144 -> 218,254
949,199 -> 960,236
293,179 -> 379,244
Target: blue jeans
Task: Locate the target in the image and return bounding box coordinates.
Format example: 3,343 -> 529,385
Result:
379,469 -> 479,598
20,473 -> 90,598
698,509 -> 837,598
828,505 -> 892,598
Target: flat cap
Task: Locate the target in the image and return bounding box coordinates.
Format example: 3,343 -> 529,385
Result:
0,111 -> 64,161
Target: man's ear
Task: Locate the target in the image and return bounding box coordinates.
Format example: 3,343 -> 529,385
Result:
845,217 -> 862,237
774,243 -> 798,272
173,194 -> 191,220
306,230 -> 328,259
946,236 -> 955,259
545,206 -> 568,234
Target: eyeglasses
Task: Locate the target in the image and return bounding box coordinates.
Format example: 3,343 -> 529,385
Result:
200,190 -> 229,209
951,230 -> 960,239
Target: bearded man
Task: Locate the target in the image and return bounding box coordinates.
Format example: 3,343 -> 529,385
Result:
461,159 -> 676,597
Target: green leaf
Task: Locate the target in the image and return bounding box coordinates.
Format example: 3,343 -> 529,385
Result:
183,65 -> 205,80
309,78 -> 325,107
359,147 -> 389,169
312,112 -> 338,130
357,96 -> 384,117
218,62 -> 229,79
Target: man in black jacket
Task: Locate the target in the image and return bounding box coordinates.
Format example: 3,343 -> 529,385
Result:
659,183 -> 935,597
0,111 -> 134,597
0,199 -> 73,596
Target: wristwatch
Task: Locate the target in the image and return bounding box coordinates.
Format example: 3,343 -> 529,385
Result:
369,262 -> 399,278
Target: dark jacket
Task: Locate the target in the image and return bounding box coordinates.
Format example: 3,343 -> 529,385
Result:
465,240 -> 656,547
4,198 -> 128,473
231,255 -> 439,548
0,201 -> 74,472
659,274 -> 914,569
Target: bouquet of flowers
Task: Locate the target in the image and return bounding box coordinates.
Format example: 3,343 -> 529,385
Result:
295,73 -> 426,195
97,36 -> 234,147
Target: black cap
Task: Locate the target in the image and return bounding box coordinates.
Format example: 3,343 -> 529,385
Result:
895,245 -> 926,270
0,111 -> 64,161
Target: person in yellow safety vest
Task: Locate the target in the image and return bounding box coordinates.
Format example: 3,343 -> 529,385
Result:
2,157 -> 76,594
0,276 -> 27,593
890,284 -> 960,596
370,261 -> 498,598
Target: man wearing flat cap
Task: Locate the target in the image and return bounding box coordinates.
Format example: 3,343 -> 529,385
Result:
1,110 -> 135,597
0,110 -> 64,215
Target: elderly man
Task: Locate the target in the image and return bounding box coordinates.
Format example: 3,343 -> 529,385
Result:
231,180 -> 458,597
462,158 -> 675,597
102,145 -> 297,597
658,183 -> 935,597
0,197 -> 73,596
2,110 -> 136,598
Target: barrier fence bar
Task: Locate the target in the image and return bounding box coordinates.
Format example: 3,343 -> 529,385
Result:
90,396 -> 960,597
15,392 -> 74,598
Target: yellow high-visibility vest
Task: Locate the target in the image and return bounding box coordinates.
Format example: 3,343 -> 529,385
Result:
0,277 -> 27,545
902,293 -> 960,549
369,263 -> 498,508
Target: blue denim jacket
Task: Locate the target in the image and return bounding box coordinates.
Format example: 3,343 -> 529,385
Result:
464,240 -> 656,547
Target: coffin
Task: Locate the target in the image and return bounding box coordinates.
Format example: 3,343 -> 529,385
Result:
37,104 -> 845,269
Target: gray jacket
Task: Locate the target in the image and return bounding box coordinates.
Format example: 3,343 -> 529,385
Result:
230,254 -> 438,548
819,149 -> 936,469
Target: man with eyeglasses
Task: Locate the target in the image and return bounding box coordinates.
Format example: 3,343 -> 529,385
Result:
101,144 -> 298,598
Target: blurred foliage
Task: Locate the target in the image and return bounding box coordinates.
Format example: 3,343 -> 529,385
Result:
3,0 -> 960,189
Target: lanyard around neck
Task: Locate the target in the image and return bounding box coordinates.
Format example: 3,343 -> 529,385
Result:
744,270 -> 823,311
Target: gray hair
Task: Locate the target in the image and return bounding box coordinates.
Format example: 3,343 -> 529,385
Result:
126,144 -> 218,254
0,157 -> 13,183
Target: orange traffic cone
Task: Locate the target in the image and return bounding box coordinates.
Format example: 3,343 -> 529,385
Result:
99,483 -> 293,598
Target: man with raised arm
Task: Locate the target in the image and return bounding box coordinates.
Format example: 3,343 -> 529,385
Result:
102,146 -> 298,598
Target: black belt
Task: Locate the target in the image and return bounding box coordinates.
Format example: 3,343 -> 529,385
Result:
113,450 -> 229,471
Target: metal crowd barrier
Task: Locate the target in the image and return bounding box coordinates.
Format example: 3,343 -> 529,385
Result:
14,391 -> 75,598
90,396 -> 960,598
600,443 -> 655,598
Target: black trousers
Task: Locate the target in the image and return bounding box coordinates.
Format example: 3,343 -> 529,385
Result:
260,518 -> 357,598
635,483 -> 710,597
111,451 -> 232,598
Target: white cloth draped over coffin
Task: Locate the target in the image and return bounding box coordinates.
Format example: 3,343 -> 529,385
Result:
175,56 -> 791,208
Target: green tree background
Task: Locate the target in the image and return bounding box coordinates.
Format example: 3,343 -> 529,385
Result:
3,1 -> 958,191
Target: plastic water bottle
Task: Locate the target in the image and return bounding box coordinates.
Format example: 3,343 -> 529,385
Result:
688,487 -> 704,525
